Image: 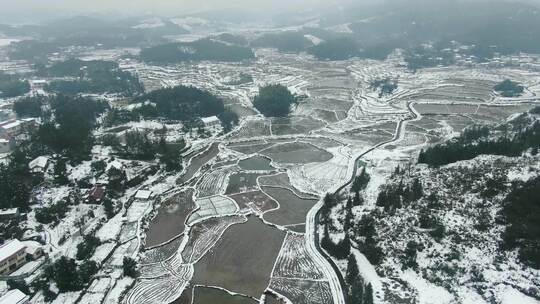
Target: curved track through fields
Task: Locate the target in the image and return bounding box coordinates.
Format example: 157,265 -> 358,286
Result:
308,101 -> 420,304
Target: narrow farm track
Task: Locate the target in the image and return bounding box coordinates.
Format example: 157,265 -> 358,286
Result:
308,101 -> 421,304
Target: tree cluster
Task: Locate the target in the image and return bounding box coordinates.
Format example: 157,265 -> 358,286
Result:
76,234 -> 101,260
44,59 -> 143,96
43,256 -> 98,293
494,79 -> 524,97
37,95 -> 108,160
345,254 -> 374,304
0,73 -> 30,98
375,178 -> 423,212
370,77 -> 398,97
501,176 -> 540,269
134,85 -> 225,121
35,200 -> 70,225
253,84 -> 296,117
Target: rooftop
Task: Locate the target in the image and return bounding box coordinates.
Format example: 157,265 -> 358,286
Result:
0,289 -> 28,304
0,240 -> 26,262
135,190 -> 153,200
29,156 -> 49,169
0,208 -> 18,216
201,116 -> 220,124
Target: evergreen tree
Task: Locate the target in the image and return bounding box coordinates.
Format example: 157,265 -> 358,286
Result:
123,257 -> 138,277
364,283 -> 374,304
346,254 -> 359,285
412,178 -> 423,200
54,158 -> 69,185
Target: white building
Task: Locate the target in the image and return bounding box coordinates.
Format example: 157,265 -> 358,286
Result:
0,138 -> 11,154
0,289 -> 29,304
134,190 -> 153,200
29,156 -> 50,174
0,208 -> 19,220
201,116 -> 221,129
0,240 -> 27,275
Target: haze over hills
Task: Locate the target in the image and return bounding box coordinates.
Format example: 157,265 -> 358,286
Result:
0,1 -> 539,304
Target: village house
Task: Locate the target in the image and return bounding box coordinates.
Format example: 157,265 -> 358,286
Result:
134,190 -> 153,200
0,138 -> 11,154
0,208 -> 20,221
0,289 -> 29,304
85,185 -> 106,204
201,116 -> 221,129
29,156 -> 50,174
0,240 -> 27,275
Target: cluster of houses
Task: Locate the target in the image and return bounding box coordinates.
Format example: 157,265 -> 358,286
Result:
0,118 -> 36,154
0,238 -> 44,302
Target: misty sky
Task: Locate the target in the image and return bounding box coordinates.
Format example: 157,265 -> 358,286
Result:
0,0 -> 338,23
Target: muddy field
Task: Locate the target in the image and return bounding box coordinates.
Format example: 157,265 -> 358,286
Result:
178,143 -> 220,184
238,155 -> 274,171
192,216 -> 285,298
260,142 -> 333,164
262,186 -> 318,226
145,189 -> 195,247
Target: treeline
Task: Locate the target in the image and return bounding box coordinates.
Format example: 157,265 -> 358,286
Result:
42,59 -> 143,96
251,32 -> 312,53
418,121 -> 540,167
307,38 -> 360,61
0,73 -> 30,98
140,38 -> 255,63
502,176 -> 540,269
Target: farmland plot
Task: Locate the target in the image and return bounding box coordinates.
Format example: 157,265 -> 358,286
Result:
124,272 -> 191,304
262,187 -> 318,227
192,216 -> 286,298
229,191 -> 278,214
187,195 -> 238,225
271,116 -> 326,136
145,189 -> 195,247
178,143 -> 220,184
232,119 -> 272,138
226,172 -> 266,194
272,232 -> 325,280
141,236 -> 184,264
197,166 -> 237,197
227,142 -> 275,155
302,146 -> 353,193
260,142 -> 333,164
269,278 -> 333,304
182,215 -> 247,263
238,155 -> 274,171
258,173 -> 318,200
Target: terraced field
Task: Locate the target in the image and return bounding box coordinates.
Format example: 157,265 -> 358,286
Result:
130,50 -> 540,304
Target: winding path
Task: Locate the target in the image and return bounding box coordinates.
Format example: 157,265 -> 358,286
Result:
308,101 -> 421,304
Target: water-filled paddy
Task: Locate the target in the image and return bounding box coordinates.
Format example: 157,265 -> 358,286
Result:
145,189 -> 195,248
262,186 -> 318,226
192,216 -> 285,298
260,142 -> 333,164
238,155 -> 274,171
